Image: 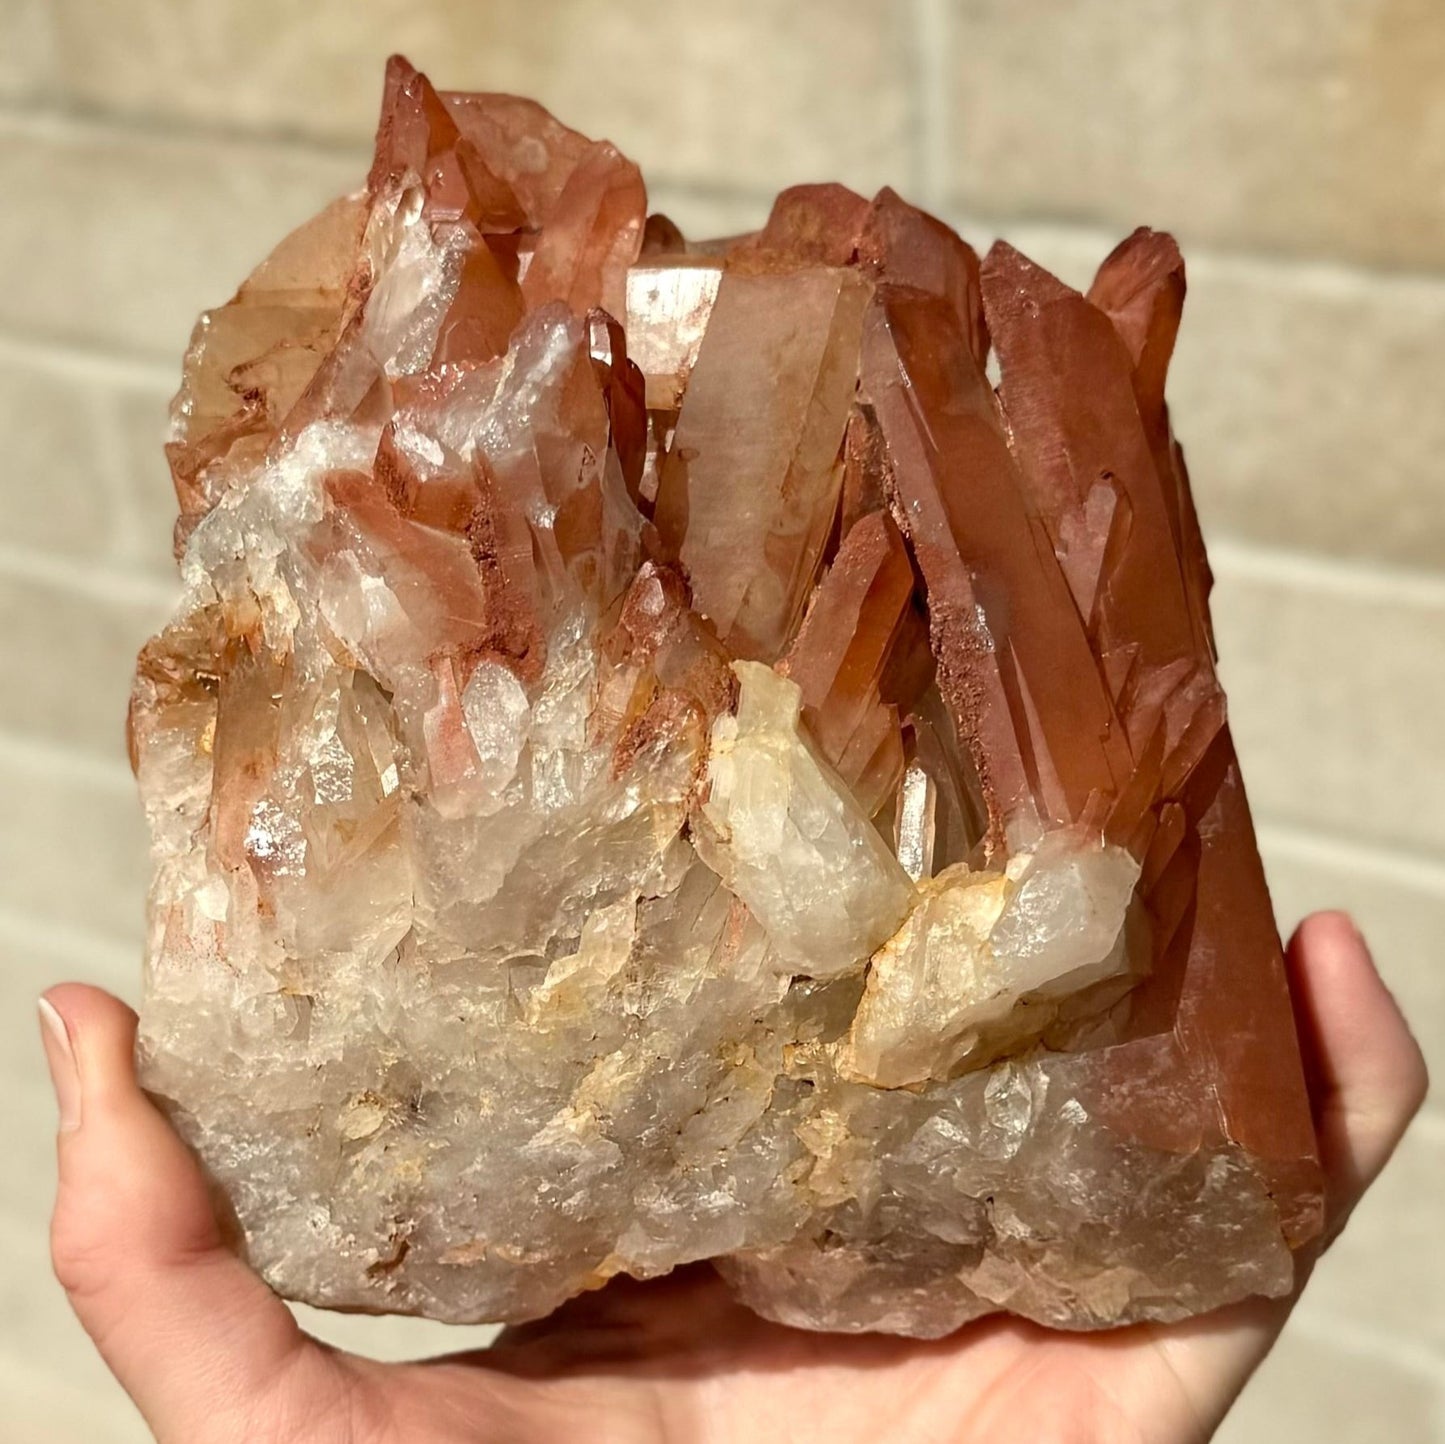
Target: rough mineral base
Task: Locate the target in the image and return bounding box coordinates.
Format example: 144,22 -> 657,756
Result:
131,56 -> 1323,1337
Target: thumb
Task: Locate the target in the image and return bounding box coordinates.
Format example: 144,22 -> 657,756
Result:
39,983 -> 311,1440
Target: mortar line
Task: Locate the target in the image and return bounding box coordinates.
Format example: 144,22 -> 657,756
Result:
934,191 -> 1445,291
0,97 -> 370,165
10,83 -> 1445,291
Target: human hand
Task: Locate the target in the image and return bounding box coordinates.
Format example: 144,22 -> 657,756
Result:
40,911 -> 1426,1443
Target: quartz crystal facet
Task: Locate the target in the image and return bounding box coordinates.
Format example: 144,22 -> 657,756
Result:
131,57 -> 1323,1337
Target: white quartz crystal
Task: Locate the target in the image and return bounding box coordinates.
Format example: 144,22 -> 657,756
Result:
697,662 -> 916,975
841,843 -> 1140,1088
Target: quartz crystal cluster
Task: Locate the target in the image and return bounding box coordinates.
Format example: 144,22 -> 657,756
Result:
131,57 -> 1323,1337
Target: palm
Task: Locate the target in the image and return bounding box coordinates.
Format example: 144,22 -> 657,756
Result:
40,913 -> 1425,1444
272,1254 -> 1279,1444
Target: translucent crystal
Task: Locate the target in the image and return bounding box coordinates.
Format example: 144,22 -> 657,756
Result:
130,56 -> 1322,1340
696,662 -> 914,975
841,841 -> 1141,1088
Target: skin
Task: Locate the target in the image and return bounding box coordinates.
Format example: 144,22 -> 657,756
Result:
39,911 -> 1426,1444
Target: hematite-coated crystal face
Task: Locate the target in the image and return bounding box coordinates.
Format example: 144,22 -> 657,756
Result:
130,55 -> 1322,1337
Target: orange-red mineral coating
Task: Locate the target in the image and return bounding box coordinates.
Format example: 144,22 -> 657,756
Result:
652,266 -> 869,662
779,511 -> 926,815
982,243 -> 1220,781
861,286 -> 1134,848
519,142 -> 646,325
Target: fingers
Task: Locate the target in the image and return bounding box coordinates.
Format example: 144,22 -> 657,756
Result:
40,983 -> 309,1440
1284,912 -> 1429,1237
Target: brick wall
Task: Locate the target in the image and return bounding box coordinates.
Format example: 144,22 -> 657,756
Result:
2,3 -> 1441,1439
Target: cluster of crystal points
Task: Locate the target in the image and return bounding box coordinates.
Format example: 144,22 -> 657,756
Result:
131,57 -> 1323,1337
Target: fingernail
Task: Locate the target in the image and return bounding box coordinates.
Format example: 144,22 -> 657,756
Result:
38,997 -> 81,1133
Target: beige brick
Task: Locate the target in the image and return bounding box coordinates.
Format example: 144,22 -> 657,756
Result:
943,0 -> 1445,270
109,376 -> 186,580
1173,258 -> 1445,574
0,116 -> 361,358
51,0 -> 916,199
1212,554 -> 1445,861
0,568 -> 170,762
1296,1122 -> 1445,1359
940,217 -> 1445,574
1261,829 -> 1445,1121
0,350 -> 123,562
1217,1322 -> 1439,1444
0,0 -> 56,102
0,749 -> 149,945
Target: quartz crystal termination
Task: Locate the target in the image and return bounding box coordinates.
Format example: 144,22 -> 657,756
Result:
131,55 -> 1323,1338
